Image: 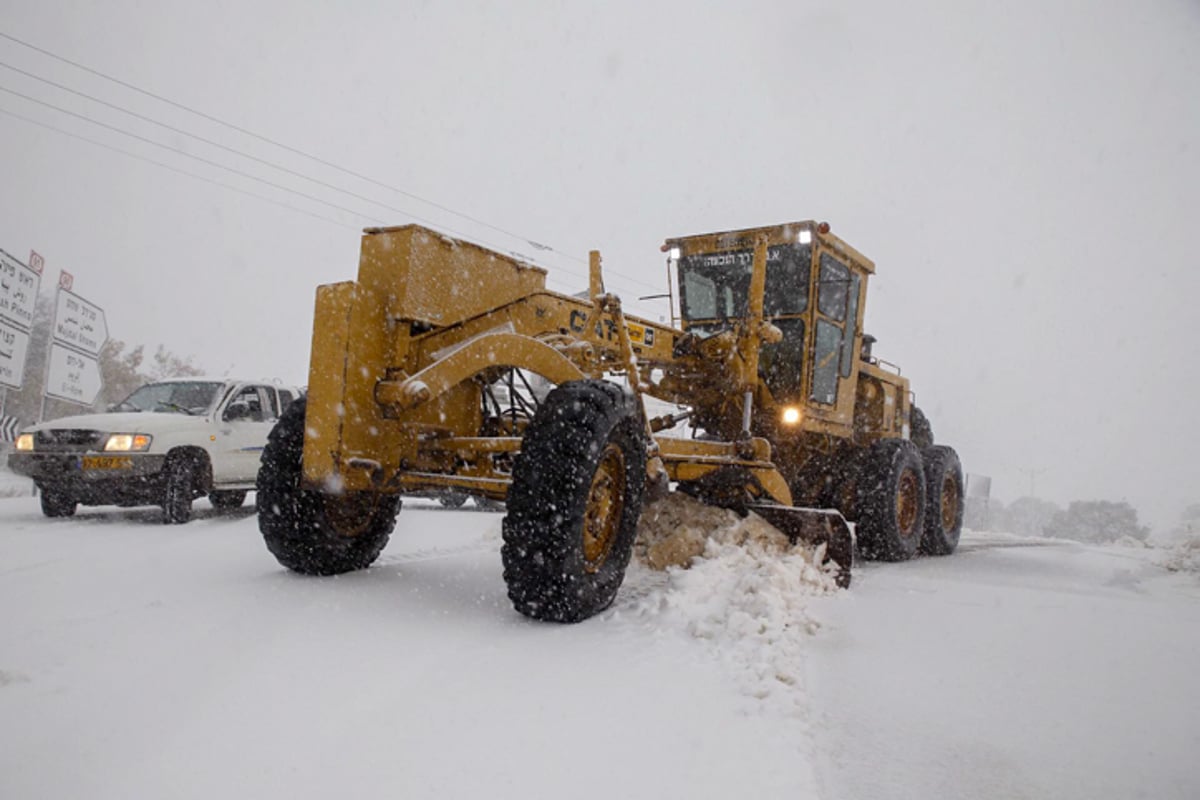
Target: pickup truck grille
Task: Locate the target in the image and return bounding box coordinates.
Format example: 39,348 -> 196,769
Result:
34,429 -> 106,453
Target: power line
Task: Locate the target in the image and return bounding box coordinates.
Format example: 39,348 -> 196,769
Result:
0,82 -> 431,227
0,81 -> 640,294
0,106 -> 583,295
0,29 -> 668,296
0,30 -> 549,251
0,58 -> 587,264
0,106 -> 355,231
0,81 -> 587,287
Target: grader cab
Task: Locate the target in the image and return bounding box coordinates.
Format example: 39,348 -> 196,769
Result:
257,220 -> 963,622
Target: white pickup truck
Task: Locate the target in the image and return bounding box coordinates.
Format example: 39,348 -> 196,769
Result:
8,378 -> 302,523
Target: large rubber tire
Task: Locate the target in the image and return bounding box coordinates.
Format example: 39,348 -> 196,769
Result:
209,490 -> 247,510
162,454 -> 200,524
257,396 -> 399,575
856,439 -> 926,562
40,487 -> 77,518
911,406 -> 934,450
502,380 -> 648,623
918,445 -> 964,556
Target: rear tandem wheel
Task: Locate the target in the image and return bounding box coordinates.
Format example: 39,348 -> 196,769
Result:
855,439 -> 926,562
918,445 -> 964,555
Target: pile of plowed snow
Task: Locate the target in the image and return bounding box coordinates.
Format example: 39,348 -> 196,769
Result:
618,492 -> 840,712
1161,535 -> 1200,574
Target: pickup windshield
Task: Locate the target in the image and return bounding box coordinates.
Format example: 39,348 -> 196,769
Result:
114,381 -> 223,415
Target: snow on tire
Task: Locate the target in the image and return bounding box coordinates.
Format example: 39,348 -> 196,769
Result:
501,380 -> 648,623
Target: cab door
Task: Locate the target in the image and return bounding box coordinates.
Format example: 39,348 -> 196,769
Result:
809,252 -> 862,425
215,384 -> 277,482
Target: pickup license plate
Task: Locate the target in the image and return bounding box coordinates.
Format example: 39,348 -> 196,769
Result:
81,455 -> 134,470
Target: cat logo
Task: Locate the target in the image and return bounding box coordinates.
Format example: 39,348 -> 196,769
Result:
568,310 -> 655,348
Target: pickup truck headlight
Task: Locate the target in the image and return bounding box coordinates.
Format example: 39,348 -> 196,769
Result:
15,433 -> 34,451
104,433 -> 153,452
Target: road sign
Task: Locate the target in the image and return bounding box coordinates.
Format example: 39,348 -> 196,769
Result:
0,248 -> 41,392
29,250 -> 44,275
0,415 -> 19,443
0,249 -> 40,330
966,473 -> 992,499
58,270 -> 73,291
45,342 -> 103,406
0,321 -> 32,390
53,288 -> 108,357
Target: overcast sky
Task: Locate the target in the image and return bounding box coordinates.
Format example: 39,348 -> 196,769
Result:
1,1 -> 1197,528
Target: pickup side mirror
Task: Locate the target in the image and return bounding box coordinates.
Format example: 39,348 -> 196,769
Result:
223,401 -> 252,422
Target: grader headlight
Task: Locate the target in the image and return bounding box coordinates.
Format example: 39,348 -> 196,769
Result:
781,406 -> 803,425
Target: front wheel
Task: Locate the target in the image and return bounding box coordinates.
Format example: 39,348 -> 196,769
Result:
257,396 -> 399,575
40,486 -> 77,518
502,380 -> 648,623
162,455 -> 199,524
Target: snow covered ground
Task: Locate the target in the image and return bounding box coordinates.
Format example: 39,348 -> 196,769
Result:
2,490 -> 1198,799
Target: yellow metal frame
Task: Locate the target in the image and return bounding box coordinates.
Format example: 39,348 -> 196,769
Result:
301,221 -> 911,507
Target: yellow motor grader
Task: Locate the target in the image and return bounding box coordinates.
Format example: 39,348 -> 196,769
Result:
257,220 -> 963,622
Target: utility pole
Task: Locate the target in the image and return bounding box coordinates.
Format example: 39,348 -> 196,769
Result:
1017,466 -> 1049,498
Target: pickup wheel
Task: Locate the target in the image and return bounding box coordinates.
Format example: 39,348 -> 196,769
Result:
501,380 -> 647,623
257,396 -> 399,575
40,487 -> 77,518
209,490 -> 248,511
856,439 -> 926,562
437,492 -> 468,509
162,454 -> 201,524
474,495 -> 504,511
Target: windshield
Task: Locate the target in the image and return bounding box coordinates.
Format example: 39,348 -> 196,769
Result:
678,243 -> 811,328
114,381 -> 224,415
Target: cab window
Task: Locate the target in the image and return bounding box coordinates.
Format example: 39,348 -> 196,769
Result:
227,385 -> 270,422
817,254 -> 850,321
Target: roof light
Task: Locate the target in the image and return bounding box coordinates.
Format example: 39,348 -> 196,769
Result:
798,230 -> 812,245
668,246 -> 682,261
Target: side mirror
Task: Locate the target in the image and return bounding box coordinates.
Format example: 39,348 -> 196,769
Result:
223,401 -> 252,422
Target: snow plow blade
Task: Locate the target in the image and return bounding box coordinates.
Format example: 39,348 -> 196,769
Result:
746,503 -> 855,588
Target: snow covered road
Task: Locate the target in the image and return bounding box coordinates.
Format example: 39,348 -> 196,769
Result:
805,536 -> 1200,799
2,493 -> 1198,799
